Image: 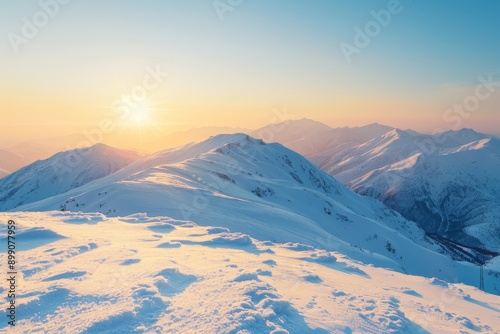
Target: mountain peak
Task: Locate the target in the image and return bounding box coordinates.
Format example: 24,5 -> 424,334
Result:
436,127 -> 483,137
432,128 -> 488,148
199,133 -> 265,150
359,122 -> 394,132
351,123 -> 395,142
385,128 -> 412,138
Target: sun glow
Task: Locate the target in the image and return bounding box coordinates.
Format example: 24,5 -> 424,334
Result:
109,100 -> 175,152
127,102 -> 152,127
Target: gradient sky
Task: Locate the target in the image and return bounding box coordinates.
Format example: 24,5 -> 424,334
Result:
1,0 -> 499,149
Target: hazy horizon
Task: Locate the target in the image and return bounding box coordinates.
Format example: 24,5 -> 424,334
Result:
1,118 -> 498,154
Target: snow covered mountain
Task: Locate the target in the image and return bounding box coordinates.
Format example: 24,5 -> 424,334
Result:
0,143 -> 143,211
312,128 -> 500,257
15,134 -> 493,292
250,120 -> 499,259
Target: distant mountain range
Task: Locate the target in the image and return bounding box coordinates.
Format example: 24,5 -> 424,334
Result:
253,119 -> 500,257
251,118 -> 393,158
2,119 -> 498,265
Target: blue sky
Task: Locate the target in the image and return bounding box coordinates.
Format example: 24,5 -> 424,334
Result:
1,0 -> 499,144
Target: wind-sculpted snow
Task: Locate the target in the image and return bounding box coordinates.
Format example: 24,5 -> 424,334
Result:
1,212 -> 499,333
0,226 -> 65,251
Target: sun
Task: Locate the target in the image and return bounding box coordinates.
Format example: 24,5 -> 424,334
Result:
128,102 -> 152,127
112,100 -> 171,151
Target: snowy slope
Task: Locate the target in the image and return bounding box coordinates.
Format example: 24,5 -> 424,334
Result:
0,144 -> 143,211
1,211 -> 499,333
16,134 -> 494,292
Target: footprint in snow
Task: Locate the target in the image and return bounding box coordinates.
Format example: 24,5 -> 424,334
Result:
147,223 -> 176,233
157,241 -> 182,249
120,259 -> 141,266
303,274 -> 323,283
42,271 -> 87,282
262,259 -> 277,267
154,268 -> 197,297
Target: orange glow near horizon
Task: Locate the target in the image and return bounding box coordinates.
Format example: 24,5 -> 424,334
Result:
1,83 -> 499,152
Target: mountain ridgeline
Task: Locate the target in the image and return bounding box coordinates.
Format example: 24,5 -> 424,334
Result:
253,120 -> 500,261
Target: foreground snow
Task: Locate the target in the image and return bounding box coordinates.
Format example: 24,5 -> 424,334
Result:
1,212 -> 499,333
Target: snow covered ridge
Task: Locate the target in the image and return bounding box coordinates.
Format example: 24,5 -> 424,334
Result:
1,211 -> 499,333
0,143 -> 143,211
5,133 -> 499,294
253,119 -> 500,258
